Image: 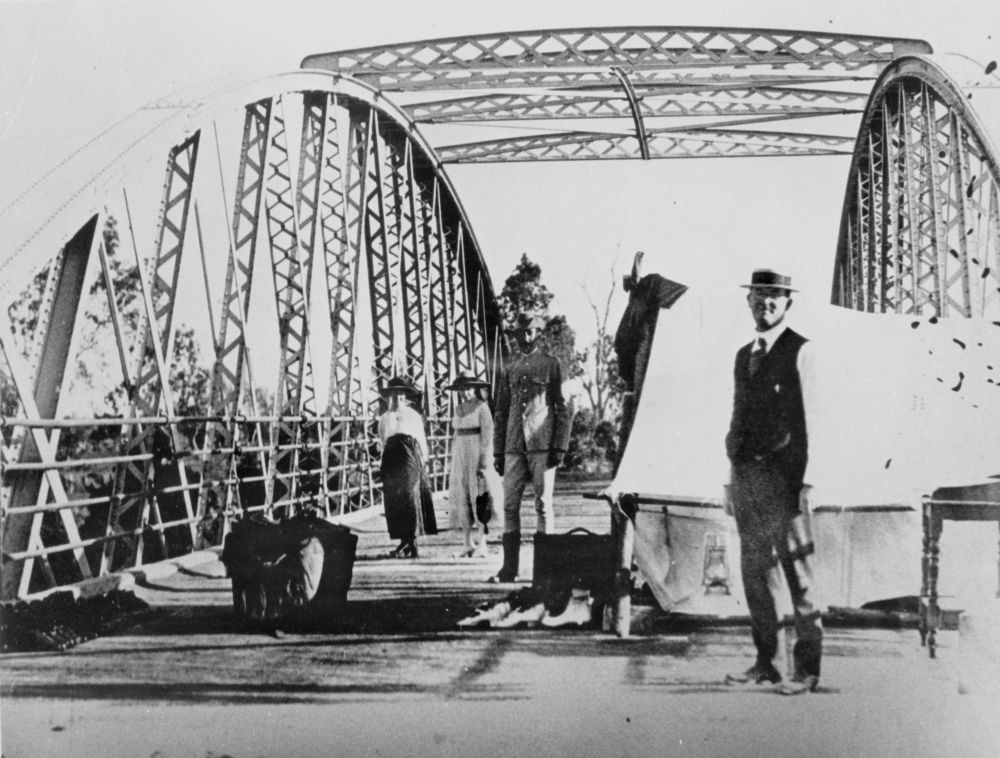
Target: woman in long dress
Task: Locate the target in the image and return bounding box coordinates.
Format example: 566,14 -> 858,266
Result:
446,374 -> 497,558
377,376 -> 438,558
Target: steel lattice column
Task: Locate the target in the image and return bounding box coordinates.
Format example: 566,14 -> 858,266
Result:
320,95 -> 372,516
362,107 -> 398,406
421,179 -> 455,408
200,99 -> 272,532
102,134 -> 200,572
263,96 -> 320,511
2,217 -> 98,597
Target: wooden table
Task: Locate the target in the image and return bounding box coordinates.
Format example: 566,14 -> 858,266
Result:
920,482 -> 1000,658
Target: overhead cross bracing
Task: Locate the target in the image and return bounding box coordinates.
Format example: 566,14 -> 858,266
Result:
302,27 -> 933,163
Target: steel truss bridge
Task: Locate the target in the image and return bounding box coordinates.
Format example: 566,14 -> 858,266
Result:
1,28 -> 998,599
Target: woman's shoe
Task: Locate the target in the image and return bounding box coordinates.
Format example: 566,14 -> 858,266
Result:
401,542 -> 419,558
386,541 -> 407,559
452,548 -> 475,559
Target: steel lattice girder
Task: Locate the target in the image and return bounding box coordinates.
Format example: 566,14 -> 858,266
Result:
302,28 -> 931,86
833,55 -> 1000,318
405,87 -> 866,123
437,127 -> 855,162
302,27 -> 930,164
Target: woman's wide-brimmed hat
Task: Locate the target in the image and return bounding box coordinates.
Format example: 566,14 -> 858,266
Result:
445,374 -> 490,392
379,376 -> 419,396
740,268 -> 796,292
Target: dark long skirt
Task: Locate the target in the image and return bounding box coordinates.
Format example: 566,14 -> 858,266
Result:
380,434 -> 438,540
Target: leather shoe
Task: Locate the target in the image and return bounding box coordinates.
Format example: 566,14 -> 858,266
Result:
725,662 -> 782,685
775,674 -> 819,695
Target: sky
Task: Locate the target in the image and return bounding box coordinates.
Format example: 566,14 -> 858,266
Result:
1,0 -> 999,353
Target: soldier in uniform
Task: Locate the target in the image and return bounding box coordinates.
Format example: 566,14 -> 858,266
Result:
490,312 -> 572,583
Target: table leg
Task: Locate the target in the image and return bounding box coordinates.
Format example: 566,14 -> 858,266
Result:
611,507 -> 635,638
927,513 -> 942,659
920,502 -> 930,648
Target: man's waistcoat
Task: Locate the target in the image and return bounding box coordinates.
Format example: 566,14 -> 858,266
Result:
726,328 -> 808,489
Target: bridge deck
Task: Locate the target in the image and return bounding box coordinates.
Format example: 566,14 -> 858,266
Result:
2,487 -> 998,757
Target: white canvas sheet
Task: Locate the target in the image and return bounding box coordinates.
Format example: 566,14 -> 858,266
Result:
612,285 -> 1000,611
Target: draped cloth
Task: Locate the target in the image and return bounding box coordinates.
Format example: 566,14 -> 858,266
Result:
612,272 -> 688,473
380,434 -> 438,540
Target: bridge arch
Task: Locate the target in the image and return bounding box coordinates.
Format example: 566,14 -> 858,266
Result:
0,72 -> 501,596
832,54 -> 1000,316
7,27 -> 1000,600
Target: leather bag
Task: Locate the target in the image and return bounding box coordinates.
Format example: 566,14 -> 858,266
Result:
475,472 -> 494,532
532,527 -> 614,607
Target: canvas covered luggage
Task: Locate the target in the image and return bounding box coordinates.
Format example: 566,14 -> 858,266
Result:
221,514 -> 358,630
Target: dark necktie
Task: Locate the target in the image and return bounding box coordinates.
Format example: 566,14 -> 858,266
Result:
748,337 -> 766,376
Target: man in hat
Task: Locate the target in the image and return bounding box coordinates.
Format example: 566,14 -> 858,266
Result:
490,312 -> 572,583
724,269 -> 822,695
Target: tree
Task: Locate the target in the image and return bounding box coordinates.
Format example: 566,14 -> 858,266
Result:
498,254 -> 582,379
498,253 -> 552,327
578,267 -> 623,426
562,263 -> 625,475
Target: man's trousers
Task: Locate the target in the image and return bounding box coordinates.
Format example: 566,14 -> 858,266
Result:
501,451 -> 556,534
731,459 -> 822,679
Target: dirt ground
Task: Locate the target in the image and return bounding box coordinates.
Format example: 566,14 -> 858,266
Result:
2,491 -> 999,758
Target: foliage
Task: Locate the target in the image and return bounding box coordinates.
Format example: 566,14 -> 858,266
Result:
563,407 -> 618,475
563,262 -> 625,473
498,253 -> 582,378
498,253 -> 553,326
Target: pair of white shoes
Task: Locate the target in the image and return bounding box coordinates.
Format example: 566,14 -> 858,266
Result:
456,590 -> 594,629
540,590 -> 594,628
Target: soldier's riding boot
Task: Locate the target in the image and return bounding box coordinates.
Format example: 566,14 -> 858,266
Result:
489,531 -> 521,583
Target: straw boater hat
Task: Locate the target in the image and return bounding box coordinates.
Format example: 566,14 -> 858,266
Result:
379,376 -> 419,396
445,374 -> 490,392
740,269 -> 797,292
